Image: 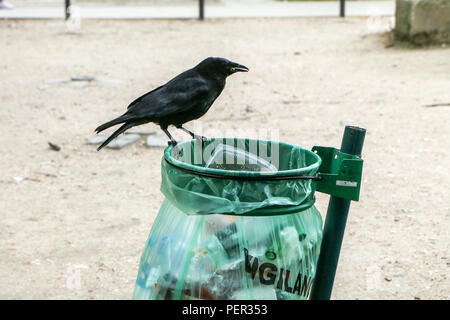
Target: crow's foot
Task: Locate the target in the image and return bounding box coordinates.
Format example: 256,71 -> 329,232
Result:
167,140 -> 178,146
193,134 -> 208,144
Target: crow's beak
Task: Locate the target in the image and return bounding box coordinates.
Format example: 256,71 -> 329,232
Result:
231,63 -> 249,73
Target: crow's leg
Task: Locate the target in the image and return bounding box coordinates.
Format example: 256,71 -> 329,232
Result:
162,127 -> 180,158
161,128 -> 177,146
177,126 -> 208,142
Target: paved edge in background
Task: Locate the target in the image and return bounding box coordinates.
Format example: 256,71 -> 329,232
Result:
0,1 -> 395,19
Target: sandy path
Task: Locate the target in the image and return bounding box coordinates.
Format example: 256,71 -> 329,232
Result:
0,17 -> 448,299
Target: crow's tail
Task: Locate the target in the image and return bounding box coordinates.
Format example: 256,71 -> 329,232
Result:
95,115 -> 135,134
97,122 -> 134,151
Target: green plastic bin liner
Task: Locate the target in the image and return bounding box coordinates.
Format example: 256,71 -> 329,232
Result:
133,138 -> 323,300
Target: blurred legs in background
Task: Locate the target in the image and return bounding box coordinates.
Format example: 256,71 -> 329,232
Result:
0,0 -> 13,9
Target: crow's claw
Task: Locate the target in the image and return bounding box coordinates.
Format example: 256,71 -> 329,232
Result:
193,135 -> 208,143
193,135 -> 208,148
168,140 -> 178,146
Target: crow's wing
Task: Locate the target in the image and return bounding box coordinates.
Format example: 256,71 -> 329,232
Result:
127,85 -> 164,110
126,76 -> 210,119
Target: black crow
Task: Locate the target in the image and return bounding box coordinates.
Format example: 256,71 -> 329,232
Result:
95,57 -> 248,151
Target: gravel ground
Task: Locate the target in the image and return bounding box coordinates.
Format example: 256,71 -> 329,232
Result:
0,17 -> 449,300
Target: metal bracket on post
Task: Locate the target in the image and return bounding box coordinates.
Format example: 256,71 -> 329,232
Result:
310,125 -> 366,300
312,146 -> 363,201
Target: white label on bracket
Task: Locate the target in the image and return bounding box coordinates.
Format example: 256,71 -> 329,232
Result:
336,180 -> 358,187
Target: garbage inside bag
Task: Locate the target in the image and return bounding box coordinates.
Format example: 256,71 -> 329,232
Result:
133,200 -> 322,300
133,138 -> 323,300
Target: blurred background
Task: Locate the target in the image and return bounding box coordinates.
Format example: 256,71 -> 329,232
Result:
0,0 -> 449,300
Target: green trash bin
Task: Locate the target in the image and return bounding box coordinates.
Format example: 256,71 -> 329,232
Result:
133,138 -> 325,300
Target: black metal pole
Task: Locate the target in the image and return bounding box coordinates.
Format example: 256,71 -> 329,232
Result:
199,0 -> 205,20
340,0 -> 345,17
65,0 -> 71,20
310,126 -> 366,300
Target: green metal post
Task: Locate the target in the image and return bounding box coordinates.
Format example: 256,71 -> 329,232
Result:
310,126 -> 366,300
